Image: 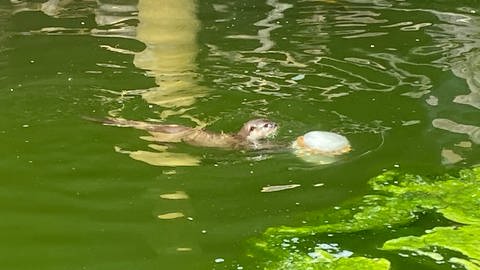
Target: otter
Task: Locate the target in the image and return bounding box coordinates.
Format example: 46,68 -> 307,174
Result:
89,117 -> 278,149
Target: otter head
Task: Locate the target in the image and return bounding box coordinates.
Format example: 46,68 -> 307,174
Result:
237,119 -> 278,142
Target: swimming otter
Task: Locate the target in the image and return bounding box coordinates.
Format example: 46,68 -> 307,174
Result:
91,117 -> 278,149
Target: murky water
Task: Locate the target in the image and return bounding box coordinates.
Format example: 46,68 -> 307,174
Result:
0,0 -> 478,269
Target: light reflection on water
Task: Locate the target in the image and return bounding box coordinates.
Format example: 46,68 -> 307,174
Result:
4,1 -> 478,172
202,0 -> 479,166
12,0 -> 477,166
1,0 -> 479,269
207,2 -> 442,97
5,0 -> 477,169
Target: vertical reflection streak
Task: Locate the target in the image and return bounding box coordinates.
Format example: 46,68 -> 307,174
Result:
254,0 -> 292,52
134,0 -> 206,111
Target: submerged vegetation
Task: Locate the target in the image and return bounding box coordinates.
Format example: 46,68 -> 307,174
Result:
249,167 -> 480,270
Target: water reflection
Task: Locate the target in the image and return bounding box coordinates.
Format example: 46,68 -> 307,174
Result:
227,0 -> 292,52
205,0 -> 479,168
118,0 -> 207,166
11,0 -> 138,36
12,0 -> 78,16
419,8 -> 480,163
115,145 -> 201,167
9,0 -> 477,167
134,0 -> 206,109
206,1 -> 439,102
2,1 -> 480,269
9,0 -> 206,166
432,119 -> 480,145
451,50 -> 480,110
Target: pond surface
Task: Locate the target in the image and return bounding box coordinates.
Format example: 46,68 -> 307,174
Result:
0,0 -> 478,269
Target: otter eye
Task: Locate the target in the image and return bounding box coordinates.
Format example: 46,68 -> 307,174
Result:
249,126 -> 256,132
263,123 -> 270,128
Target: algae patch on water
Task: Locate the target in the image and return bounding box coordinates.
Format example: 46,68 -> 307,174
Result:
248,167 -> 480,270
383,226 -> 480,269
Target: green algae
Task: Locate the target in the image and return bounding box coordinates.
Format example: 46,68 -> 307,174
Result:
449,258 -> 480,270
272,251 -> 390,270
383,226 -> 480,263
251,240 -> 390,270
382,225 -> 480,270
249,167 -> 480,270
369,167 -> 480,225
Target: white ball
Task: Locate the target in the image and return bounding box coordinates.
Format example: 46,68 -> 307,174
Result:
302,131 -> 350,153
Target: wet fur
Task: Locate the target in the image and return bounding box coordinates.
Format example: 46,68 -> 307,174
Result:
86,117 -> 277,149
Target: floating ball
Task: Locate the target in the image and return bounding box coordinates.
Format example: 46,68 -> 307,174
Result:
292,131 -> 351,164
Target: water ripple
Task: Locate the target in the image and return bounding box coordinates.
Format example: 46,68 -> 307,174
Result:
11,0 -> 138,38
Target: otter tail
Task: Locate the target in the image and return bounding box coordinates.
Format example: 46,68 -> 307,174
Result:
83,116 -> 149,128
83,116 -> 191,133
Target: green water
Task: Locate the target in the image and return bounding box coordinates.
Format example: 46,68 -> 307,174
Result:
0,0 -> 479,269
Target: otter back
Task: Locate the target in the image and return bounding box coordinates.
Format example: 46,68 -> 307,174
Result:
150,129 -> 242,148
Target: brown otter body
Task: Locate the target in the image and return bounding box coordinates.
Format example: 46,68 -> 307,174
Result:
94,117 -> 278,149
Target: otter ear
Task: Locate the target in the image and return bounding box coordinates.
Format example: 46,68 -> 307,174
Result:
249,126 -> 256,132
